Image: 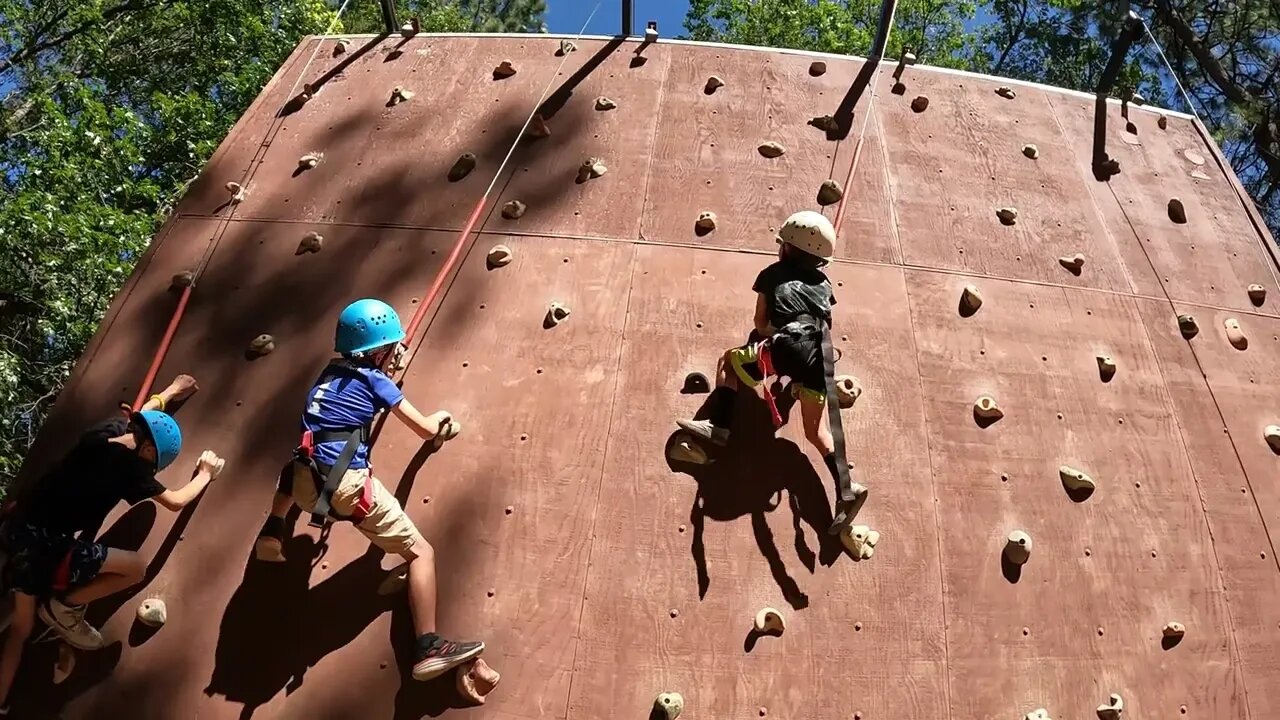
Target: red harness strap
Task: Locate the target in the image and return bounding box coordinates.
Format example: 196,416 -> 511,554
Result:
297,431 -> 373,525
756,341 -> 784,429
52,550 -> 74,593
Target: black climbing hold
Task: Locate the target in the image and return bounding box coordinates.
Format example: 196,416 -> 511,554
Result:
681,372 -> 710,394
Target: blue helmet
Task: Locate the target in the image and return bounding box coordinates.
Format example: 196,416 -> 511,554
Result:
134,410 -> 182,470
335,298 -> 406,355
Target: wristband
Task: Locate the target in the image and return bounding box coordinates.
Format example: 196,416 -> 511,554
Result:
149,394 -> 166,411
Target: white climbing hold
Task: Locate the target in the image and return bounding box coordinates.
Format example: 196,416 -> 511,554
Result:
1097,355 -> 1116,380
996,207 -> 1018,225
1178,314 -> 1199,339
1004,530 -> 1032,565
333,39 -> 350,56
1183,149 -> 1206,166
1022,144 -> 1039,159
225,181 -> 246,204
1225,317 -> 1248,350
594,96 -> 617,111
1163,621 -> 1186,639
1190,169 -> 1211,180
753,608 -> 785,634
53,643 -> 75,685
248,334 -> 275,357
809,60 -> 827,76
171,270 -> 195,289
644,24 -> 659,42
297,231 -> 323,255
493,60 -> 516,79
399,18 -> 419,37
136,598 -> 167,628
1058,253 -> 1085,274
973,395 -> 1003,422
704,75 -> 725,93
487,244 -> 513,268
835,375 -> 862,409
996,86 -> 1017,99
758,141 -> 786,158
841,524 -> 880,559
456,658 -> 501,706
1263,425 -> 1280,453
545,302 -> 571,327
960,285 -> 983,314
694,211 -> 717,234
668,434 -> 709,465
431,418 -> 461,449
390,86 -> 414,104
501,200 -> 527,219
654,692 -> 684,720
576,157 -> 607,183
817,179 -> 844,206
1096,693 -> 1124,720
298,153 -> 321,170
1247,284 -> 1266,306
556,39 -> 577,56
910,96 -> 929,113
1024,709 -> 1051,720
1168,198 -> 1187,224
526,113 -> 551,139
1059,465 -> 1096,492
809,114 -> 838,132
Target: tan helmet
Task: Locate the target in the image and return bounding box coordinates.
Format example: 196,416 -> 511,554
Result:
777,210 -> 836,261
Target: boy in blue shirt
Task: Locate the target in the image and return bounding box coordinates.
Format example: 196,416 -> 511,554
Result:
254,299 -> 484,682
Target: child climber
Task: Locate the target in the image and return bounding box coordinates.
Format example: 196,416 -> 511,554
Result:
0,374 -> 222,709
254,298 -> 484,682
677,210 -> 868,533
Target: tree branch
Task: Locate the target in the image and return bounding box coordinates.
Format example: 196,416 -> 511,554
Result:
992,0 -> 1030,75
1152,0 -> 1251,104
0,0 -> 159,77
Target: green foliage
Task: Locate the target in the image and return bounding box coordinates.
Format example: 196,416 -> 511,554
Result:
340,0 -> 546,34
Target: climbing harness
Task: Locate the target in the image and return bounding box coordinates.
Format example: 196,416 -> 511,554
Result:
295,360 -> 378,528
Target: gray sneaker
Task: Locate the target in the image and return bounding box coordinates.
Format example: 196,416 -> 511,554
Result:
676,419 -> 730,447
38,598 -> 104,650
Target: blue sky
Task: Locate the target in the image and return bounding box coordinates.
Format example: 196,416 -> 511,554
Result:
545,0 -> 691,36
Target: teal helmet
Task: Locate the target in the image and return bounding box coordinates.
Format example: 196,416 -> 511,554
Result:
335,299 -> 405,355
134,410 -> 182,470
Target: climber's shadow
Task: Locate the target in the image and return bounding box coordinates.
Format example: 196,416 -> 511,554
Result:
668,386 -> 842,611
10,639 -> 124,718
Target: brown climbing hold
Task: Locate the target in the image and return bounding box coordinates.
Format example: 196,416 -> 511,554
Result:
526,113 -> 551,139
1263,425 -> 1280,453
959,285 -> 983,315
456,658 -> 501,706
576,157 -> 607,183
1022,144 -> 1039,160
493,60 -> 516,79
681,372 -> 710,394
973,395 -> 1004,422
891,81 -> 907,95
487,244 -> 513,268
501,200 -> 527,219
1163,621 -> 1186,639
809,60 -> 827,76
1168,198 -> 1187,224
297,153 -> 321,171
1247,284 -> 1266,306
835,376 -> 862,409
817,179 -> 844,207
136,598 -> 167,628
1059,466 -> 1096,493
1097,355 -> 1116,382
247,334 -> 275,358
910,96 -> 929,113
1005,530 -> 1032,565
757,141 -> 786,158
545,302 -> 571,327
841,524 -> 880,560
654,692 -> 684,720
996,86 -> 1017,99
668,434 -> 710,465
694,211 -> 717,235
556,39 -> 576,56
704,75 -> 725,94
1177,314 -> 1199,339
448,152 -> 477,182
333,39 -> 350,56
1158,114 -> 1169,129
1096,693 -> 1124,720
594,96 -> 617,111
809,114 -> 838,132
296,231 -> 323,255
1225,318 -> 1248,350
53,644 -> 75,685
225,181 -> 246,204
753,607 -> 785,634
1058,253 -> 1085,275
1125,120 -> 1138,135
171,271 -> 194,289
389,86 -> 414,105
996,207 -> 1018,225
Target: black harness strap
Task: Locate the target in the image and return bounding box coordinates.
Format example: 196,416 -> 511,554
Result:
305,425 -> 369,528
781,313 -> 858,508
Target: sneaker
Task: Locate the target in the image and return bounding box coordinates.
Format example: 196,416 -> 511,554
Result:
412,635 -> 485,681
676,419 -> 730,447
38,599 -> 104,650
828,483 -> 869,536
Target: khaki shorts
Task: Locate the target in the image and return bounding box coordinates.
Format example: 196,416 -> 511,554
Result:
289,462 -> 419,555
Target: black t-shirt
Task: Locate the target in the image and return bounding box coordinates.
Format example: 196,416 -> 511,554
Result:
753,260 -> 837,329
21,416 -> 165,535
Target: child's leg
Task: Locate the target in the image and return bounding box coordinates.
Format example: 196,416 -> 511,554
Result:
256,462 -> 299,562
62,550 -> 146,606
398,532 -> 437,636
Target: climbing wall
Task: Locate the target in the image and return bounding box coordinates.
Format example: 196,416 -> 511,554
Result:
14,31 -> 1280,720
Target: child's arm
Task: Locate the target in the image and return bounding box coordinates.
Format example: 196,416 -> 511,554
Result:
391,399 -> 451,441
0,593 -> 36,708
139,374 -> 199,412
753,293 -> 774,337
154,450 -> 223,511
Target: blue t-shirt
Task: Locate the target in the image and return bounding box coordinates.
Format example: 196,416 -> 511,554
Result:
301,361 -> 404,469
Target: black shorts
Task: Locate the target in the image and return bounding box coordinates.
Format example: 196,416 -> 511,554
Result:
1,521 -> 108,598
728,328 -> 827,401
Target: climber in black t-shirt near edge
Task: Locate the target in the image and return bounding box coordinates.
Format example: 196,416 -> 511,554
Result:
0,374 -> 224,712
677,210 -> 868,534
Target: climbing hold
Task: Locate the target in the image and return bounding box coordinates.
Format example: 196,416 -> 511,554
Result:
1158,114 -> 1169,129
835,376 -> 862,409
431,418 -> 461,450
594,96 -> 617,111
493,60 -> 516,79
653,692 -> 684,720
753,607 -> 785,634
1097,355 -> 1116,382
841,524 -> 880,560
681,372 -> 710,394
447,152 -> 477,182
456,658 -> 501,706
1024,710 -> 1051,720
910,96 -> 929,113
1225,318 -> 1248,350
1190,169 -> 1211,180
576,157 -> 607,183
959,285 -> 983,315
1130,92 -> 1146,106
501,200 -> 527,219
891,81 -> 907,95
1022,144 -> 1039,160
556,39 -> 576,56
53,643 -> 75,685
668,434 -> 710,465
333,39 -> 350,56
817,179 -> 844,206
809,114 -> 838,132
973,395 -> 1004,423
297,153 -> 321,171
757,141 -> 786,158
1125,120 -> 1138,135
171,271 -> 194,289
526,113 -> 551,139
809,60 -> 827,76
1168,198 -> 1187,224
996,207 -> 1019,226
487,244 -> 513,268
694,211 -> 717,236
1177,314 -> 1199,339
1059,466 -> 1096,493
1163,621 -> 1185,639
399,18 -> 419,37
296,231 -> 323,255
1096,157 -> 1122,177
1058,253 -> 1085,275
1184,149 -> 1206,166
136,598 -> 167,628
1004,530 -> 1032,565
545,302 -> 571,327
225,181 -> 246,204
704,75 -> 725,94
1248,284 -> 1266,306
644,23 -> 659,42
996,86 -> 1017,99
247,334 -> 275,358
1096,693 -> 1124,720
389,86 -> 414,105
1263,425 -> 1280,453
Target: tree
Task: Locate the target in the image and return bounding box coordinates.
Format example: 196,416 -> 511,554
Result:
340,0 -> 547,34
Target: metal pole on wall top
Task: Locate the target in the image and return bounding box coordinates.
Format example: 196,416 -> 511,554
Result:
622,0 -> 633,36
379,0 -> 398,32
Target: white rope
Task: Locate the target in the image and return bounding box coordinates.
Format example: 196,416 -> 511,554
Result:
1137,15 -> 1203,119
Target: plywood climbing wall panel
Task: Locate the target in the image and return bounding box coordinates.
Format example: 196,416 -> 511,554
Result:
880,72 -> 1141,293
905,270 -> 1245,719
639,47 -> 867,256
568,247 -> 947,720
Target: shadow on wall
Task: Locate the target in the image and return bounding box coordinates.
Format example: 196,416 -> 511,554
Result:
668,384 -> 843,612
